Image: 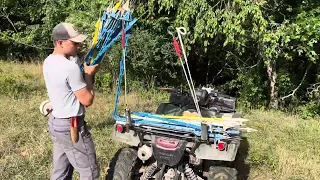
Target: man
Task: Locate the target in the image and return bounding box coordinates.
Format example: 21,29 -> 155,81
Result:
70,55 -> 81,66
43,22 -> 100,180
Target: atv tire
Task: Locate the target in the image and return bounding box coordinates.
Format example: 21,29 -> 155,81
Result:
207,166 -> 237,180
107,147 -> 141,180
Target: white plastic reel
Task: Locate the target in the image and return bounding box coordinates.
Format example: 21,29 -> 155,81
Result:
39,100 -> 53,116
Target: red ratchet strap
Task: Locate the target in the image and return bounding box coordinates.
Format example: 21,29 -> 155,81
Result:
122,28 -> 125,49
173,37 -> 181,59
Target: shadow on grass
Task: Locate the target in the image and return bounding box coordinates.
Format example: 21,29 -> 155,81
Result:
234,137 -> 250,180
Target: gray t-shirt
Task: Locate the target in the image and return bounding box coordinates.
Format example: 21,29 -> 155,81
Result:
43,54 -> 86,118
69,56 -> 81,66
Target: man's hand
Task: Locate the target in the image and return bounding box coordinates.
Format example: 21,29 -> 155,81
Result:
73,63 -> 100,107
84,62 -> 100,76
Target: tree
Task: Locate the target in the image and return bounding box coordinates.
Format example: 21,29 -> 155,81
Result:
1,0 -> 320,114
135,0 -> 320,110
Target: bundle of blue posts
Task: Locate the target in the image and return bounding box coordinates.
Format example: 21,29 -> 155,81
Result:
80,5 -> 138,72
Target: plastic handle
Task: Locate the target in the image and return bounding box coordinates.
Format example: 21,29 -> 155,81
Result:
176,27 -> 186,35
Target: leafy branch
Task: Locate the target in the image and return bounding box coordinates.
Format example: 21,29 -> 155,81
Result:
0,9 -> 17,33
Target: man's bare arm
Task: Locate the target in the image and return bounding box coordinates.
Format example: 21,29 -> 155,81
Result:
73,63 -> 99,107
74,74 -> 95,106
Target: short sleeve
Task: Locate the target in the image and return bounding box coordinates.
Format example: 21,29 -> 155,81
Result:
67,63 -> 87,91
69,56 -> 81,67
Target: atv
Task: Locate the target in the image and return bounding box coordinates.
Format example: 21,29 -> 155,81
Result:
155,87 -> 241,119
107,87 -> 253,180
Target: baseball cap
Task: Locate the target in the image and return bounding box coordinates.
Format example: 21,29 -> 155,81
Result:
52,22 -> 87,43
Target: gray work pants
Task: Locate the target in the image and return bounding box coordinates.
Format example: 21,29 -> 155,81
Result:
48,115 -> 100,180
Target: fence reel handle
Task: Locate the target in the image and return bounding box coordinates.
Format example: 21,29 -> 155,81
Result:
176,27 -> 186,36
167,26 -> 176,37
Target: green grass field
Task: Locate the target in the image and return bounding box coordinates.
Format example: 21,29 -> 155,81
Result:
0,61 -> 319,180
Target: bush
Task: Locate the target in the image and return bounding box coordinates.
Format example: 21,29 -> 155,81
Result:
0,73 -> 30,98
297,101 -> 320,119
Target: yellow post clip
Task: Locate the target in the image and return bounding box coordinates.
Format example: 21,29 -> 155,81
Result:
114,0 -> 123,11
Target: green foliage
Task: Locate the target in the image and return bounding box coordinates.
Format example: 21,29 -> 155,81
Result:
94,72 -> 113,92
1,0 -> 320,116
222,68 -> 268,109
296,76 -> 320,119
126,29 -> 180,87
0,73 -> 29,98
297,101 -> 320,119
141,0 -> 320,107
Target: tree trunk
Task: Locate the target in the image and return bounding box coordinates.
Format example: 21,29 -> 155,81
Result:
267,60 -> 278,109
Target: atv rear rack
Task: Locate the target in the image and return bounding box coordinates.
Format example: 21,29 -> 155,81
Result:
113,111 -> 251,144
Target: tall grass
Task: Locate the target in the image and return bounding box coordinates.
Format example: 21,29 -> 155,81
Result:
0,61 -> 319,180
